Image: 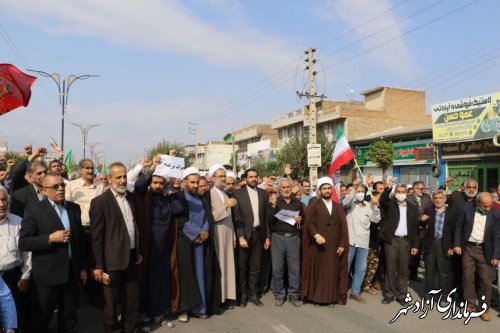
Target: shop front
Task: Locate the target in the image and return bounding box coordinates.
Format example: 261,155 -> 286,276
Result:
441,140 -> 499,192
355,139 -> 437,188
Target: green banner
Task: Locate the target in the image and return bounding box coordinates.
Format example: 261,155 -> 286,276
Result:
355,140 -> 433,166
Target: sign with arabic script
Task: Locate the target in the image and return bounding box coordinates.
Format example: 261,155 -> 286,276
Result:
307,144 -> 322,167
431,92 -> 500,143
355,140 -> 433,166
155,155 -> 185,179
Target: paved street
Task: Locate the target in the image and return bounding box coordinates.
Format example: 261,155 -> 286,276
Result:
77,281 -> 499,333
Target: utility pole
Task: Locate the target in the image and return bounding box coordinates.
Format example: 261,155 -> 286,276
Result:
297,48 -> 318,181
189,122 -> 198,168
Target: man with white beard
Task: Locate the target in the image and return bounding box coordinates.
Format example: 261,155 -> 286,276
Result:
206,164 -> 237,309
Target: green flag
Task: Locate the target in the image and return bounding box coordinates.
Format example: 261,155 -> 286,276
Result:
101,161 -> 107,174
64,150 -> 72,174
223,133 -> 233,143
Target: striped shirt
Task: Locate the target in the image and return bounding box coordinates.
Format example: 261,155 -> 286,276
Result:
434,209 -> 445,239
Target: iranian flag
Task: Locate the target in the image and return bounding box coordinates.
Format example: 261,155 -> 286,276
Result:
49,137 -> 63,154
328,127 -> 355,203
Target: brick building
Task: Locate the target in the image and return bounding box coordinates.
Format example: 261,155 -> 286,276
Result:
271,86 -> 431,146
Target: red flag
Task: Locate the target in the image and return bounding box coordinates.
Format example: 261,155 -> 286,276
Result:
0,64 -> 37,116
328,127 -> 355,203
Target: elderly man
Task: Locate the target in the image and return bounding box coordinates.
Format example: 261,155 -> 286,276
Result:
90,162 -> 142,333
301,177 -> 349,306
271,178 -> 304,307
19,174 -> 87,333
342,179 -> 381,303
0,186 -> 31,332
174,167 -> 221,322
379,181 -> 419,306
420,190 -> 458,300
407,180 -> 433,282
454,192 -> 500,322
65,159 -> 104,307
206,164 -> 237,309
65,159 -> 104,232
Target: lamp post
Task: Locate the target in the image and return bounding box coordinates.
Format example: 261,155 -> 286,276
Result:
70,123 -> 100,159
28,70 -> 98,156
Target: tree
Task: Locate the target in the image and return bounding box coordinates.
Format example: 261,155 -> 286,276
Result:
364,140 -> 395,176
274,133 -> 334,179
251,160 -> 281,177
0,151 -> 26,167
145,139 -> 193,166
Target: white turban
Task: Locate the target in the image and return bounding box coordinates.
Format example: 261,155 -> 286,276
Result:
152,168 -> 168,180
317,177 -> 333,189
182,166 -> 199,179
208,164 -> 225,177
226,171 -> 236,179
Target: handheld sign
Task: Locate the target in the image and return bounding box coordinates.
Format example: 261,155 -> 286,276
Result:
155,155 -> 185,179
275,209 -> 300,226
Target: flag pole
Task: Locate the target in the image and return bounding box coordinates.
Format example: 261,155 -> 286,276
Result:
353,158 -> 373,195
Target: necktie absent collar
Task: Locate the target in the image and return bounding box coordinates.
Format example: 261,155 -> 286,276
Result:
476,208 -> 487,216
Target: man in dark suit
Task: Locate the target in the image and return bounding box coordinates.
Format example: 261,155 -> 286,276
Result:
90,162 -> 142,333
420,189 -> 458,299
19,174 -> 87,333
233,168 -> 271,307
454,192 -> 499,322
379,181 -> 419,306
10,159 -> 47,218
407,180 -> 432,282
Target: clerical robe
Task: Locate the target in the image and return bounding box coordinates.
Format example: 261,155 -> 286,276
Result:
301,198 -> 349,304
208,187 -> 237,302
172,191 -> 221,315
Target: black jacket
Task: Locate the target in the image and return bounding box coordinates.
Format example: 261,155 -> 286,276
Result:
421,205 -> 458,255
378,187 -> 419,249
233,186 -> 271,240
19,199 -> 87,286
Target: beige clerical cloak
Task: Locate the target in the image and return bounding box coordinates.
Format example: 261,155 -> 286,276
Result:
210,187 -> 237,301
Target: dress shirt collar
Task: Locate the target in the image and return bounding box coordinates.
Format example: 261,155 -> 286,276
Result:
47,198 -> 66,209
77,177 -> 97,188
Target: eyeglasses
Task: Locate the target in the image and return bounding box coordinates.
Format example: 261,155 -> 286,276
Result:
43,183 -> 66,190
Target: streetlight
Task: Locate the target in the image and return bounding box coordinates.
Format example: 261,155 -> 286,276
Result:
27,70 -> 98,156
71,123 -> 100,159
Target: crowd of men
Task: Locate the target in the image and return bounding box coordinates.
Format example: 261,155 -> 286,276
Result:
0,145 -> 499,333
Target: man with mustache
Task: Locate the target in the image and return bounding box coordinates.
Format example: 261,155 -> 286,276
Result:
420,190 -> 458,302
90,162 -> 142,333
454,192 -> 499,322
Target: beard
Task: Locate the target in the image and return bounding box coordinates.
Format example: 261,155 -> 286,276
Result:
111,183 -> 126,194
321,192 -> 332,200
214,181 -> 226,191
465,190 -> 478,198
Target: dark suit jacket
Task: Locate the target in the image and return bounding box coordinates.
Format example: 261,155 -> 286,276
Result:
10,184 -> 40,217
233,186 -> 271,241
454,203 -> 500,263
421,205 -> 458,255
19,199 -> 87,286
379,187 -> 419,249
89,189 -> 141,272
10,159 -> 29,193
407,193 -> 432,216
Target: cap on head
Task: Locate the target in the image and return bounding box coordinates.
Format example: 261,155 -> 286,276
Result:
317,177 -> 333,189
208,164 -> 225,177
182,166 -> 199,180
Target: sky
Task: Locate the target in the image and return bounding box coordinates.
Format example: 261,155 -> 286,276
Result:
0,0 -> 499,165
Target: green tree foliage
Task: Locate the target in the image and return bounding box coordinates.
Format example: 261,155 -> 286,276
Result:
274,133 -> 334,179
0,151 -> 26,166
364,140 -> 395,176
146,139 -> 193,166
251,160 -> 281,177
